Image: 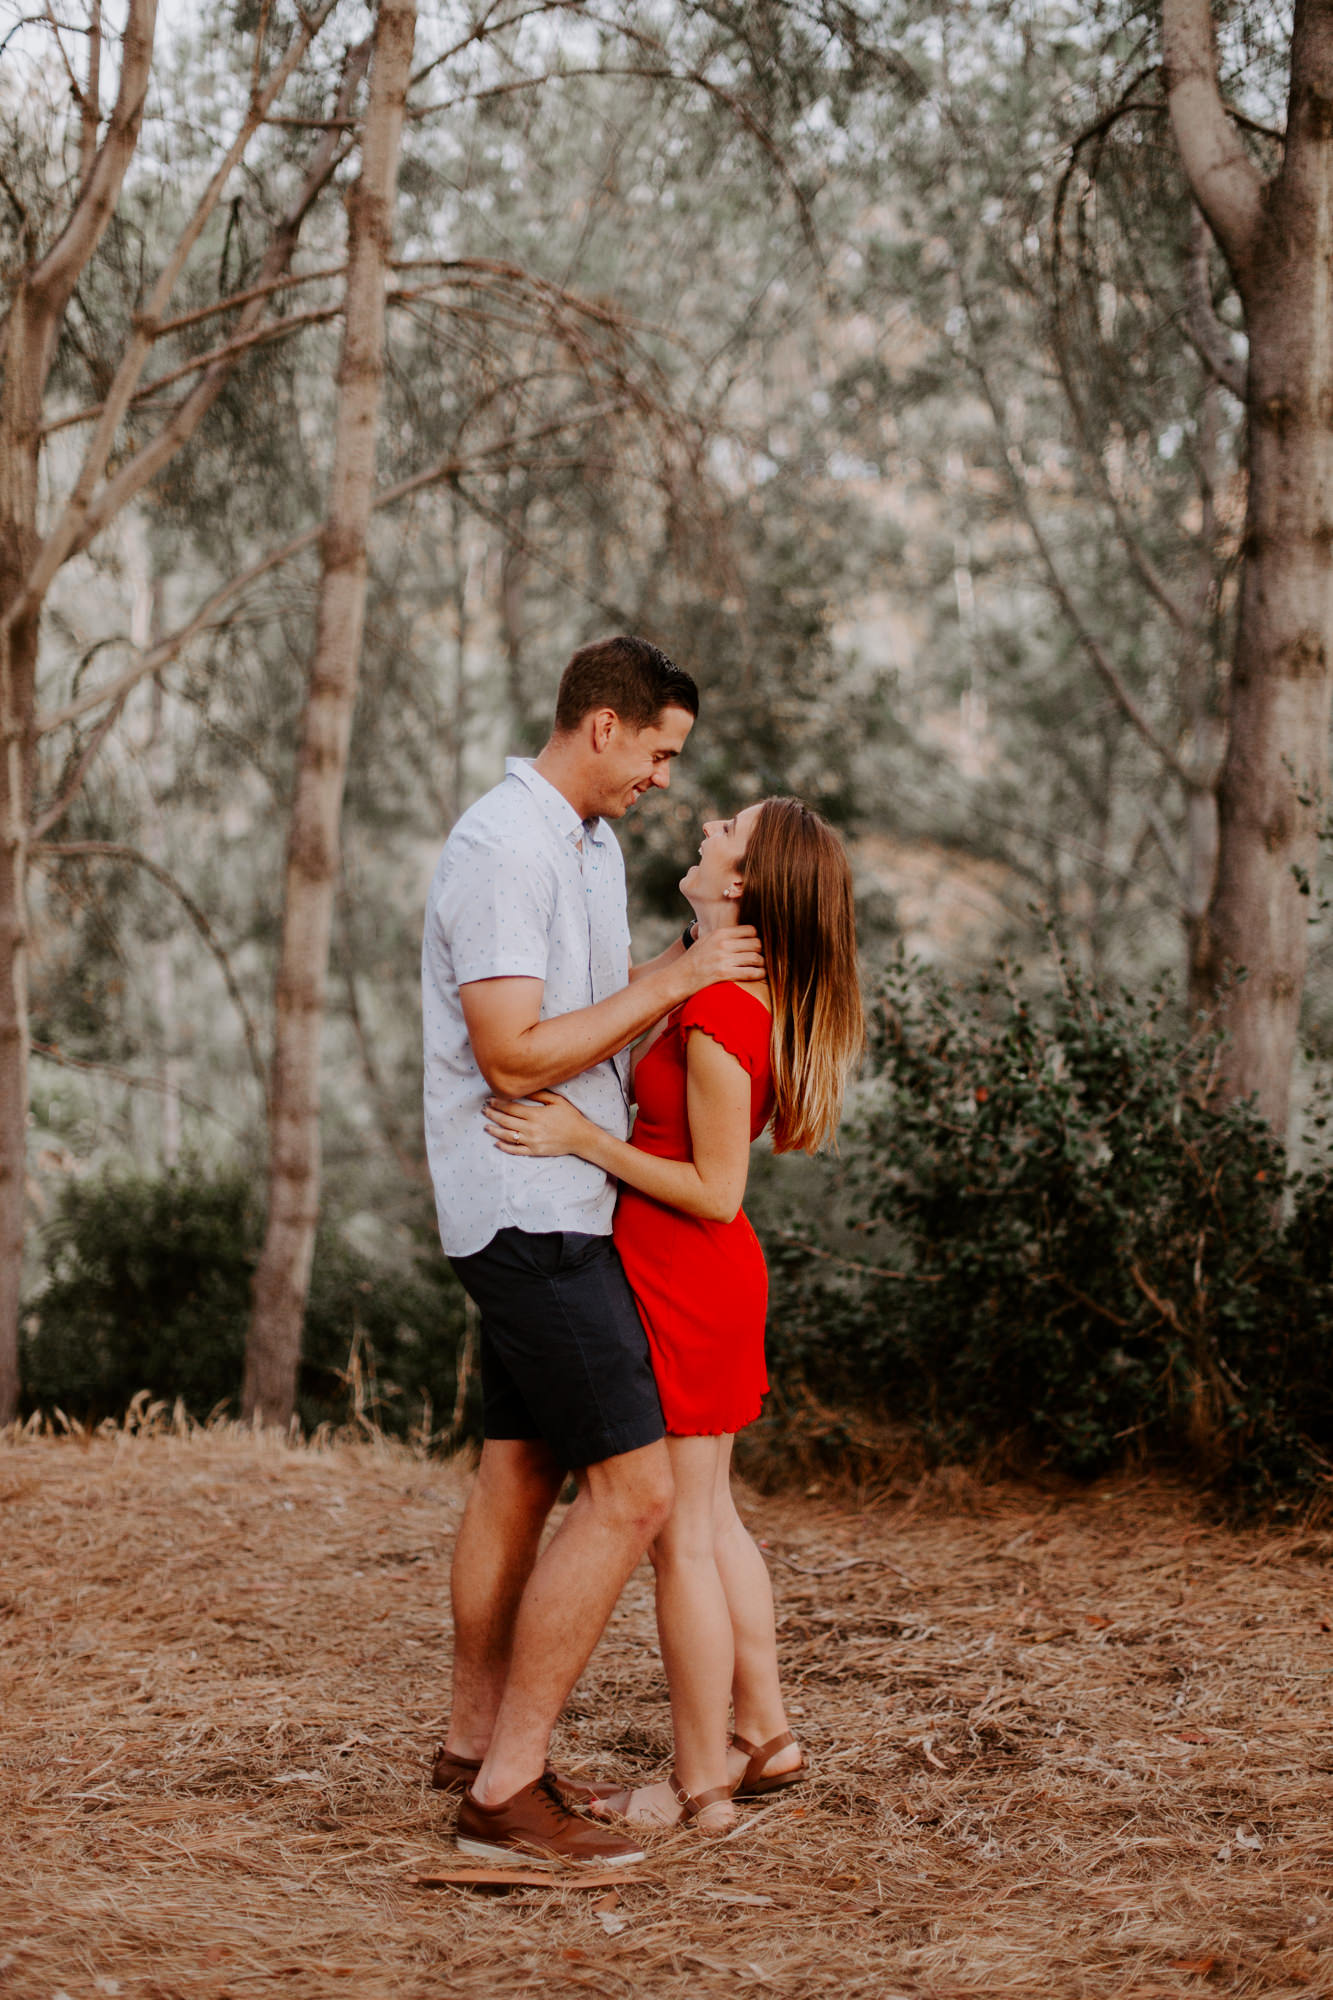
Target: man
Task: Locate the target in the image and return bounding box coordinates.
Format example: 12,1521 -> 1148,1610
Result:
422,635 -> 764,1864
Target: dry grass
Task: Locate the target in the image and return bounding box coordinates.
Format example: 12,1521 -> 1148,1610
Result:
2,1426 -> 1332,1999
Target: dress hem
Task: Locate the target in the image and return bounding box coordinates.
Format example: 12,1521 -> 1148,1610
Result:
663,1403 -> 764,1438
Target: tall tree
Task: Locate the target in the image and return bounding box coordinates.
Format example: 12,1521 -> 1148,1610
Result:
0,0 -> 352,1422
0,0 -> 158,1426
243,0 -> 417,1428
1164,0 -> 1333,1131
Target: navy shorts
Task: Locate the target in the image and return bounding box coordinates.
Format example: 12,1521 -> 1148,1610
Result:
447,1227 -> 665,1470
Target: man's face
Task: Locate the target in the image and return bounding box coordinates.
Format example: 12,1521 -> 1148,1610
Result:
592,705 -> 694,819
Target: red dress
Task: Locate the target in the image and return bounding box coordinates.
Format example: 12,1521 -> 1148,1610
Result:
612,982 -> 775,1435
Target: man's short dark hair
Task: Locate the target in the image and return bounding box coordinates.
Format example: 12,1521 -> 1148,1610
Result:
554,635 -> 699,734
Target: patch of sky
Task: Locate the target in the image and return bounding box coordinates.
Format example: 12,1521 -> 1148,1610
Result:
792,96 -> 851,169
828,450 -> 882,483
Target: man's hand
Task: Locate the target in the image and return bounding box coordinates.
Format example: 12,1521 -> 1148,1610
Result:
680,924 -> 765,993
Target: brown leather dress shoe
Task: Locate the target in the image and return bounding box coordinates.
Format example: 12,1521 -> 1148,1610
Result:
456,1774 -> 646,1866
431,1743 -> 603,1806
431,1745 -> 482,1792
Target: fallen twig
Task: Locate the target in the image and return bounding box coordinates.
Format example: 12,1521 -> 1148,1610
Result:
409,1865 -> 656,1890
767,1550 -> 918,1585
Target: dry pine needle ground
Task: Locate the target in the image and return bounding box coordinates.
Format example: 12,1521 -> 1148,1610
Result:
2,1426 -> 1332,1999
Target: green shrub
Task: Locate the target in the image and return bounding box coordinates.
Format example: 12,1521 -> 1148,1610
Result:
763,947 -> 1333,1501
21,1162 -> 473,1438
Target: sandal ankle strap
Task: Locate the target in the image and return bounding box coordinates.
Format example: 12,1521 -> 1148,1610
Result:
730,1729 -> 797,1787
671,1772 -> 736,1822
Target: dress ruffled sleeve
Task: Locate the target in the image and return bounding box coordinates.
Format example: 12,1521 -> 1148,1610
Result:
678,983 -> 770,1076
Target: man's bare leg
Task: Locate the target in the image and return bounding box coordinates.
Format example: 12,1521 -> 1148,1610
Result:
444,1437 -> 565,1761
469,1438 -> 674,1805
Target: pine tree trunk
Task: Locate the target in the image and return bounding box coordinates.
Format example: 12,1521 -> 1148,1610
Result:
0,294 -> 44,1425
242,0 -> 417,1428
0,601 -> 38,1430
0,0 -> 158,1421
1166,0 -> 1333,1132
1196,307 -> 1333,1120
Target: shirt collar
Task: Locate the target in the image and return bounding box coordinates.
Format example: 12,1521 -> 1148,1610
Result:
505,756 -> 607,847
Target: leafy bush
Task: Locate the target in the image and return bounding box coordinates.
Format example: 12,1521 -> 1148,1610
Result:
764,947 -> 1333,1501
21,1163 -> 472,1438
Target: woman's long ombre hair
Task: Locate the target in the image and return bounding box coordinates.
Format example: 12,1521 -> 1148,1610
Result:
737,797 -> 864,1154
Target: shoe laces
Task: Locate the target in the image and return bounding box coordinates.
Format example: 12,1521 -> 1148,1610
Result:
533,1772 -> 578,1825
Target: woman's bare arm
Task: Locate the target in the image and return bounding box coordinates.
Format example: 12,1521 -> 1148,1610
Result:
460,928 -> 761,1100
486,1030 -> 754,1223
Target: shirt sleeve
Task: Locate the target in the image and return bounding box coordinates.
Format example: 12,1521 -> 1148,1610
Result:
434,829 -> 556,985
678,984 -> 768,1075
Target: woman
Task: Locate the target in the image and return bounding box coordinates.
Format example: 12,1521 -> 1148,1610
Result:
485,796 -> 863,1831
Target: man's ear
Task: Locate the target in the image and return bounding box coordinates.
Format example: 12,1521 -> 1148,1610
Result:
589,708 -> 619,752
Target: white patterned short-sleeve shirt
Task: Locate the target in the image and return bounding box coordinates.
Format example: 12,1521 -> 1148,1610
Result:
422,757 -> 633,1257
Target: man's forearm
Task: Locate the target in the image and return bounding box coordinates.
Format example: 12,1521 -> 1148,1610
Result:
489,958 -> 691,1096
628,933 -> 688,983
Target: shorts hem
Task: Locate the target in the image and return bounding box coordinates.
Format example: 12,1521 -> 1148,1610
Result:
560,1412 -> 667,1470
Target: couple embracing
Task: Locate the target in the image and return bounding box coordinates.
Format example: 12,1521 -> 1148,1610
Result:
423,635 -> 862,1865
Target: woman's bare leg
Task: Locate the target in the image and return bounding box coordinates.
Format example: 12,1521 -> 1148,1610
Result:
713,1438 -> 802,1785
610,1433 -> 736,1828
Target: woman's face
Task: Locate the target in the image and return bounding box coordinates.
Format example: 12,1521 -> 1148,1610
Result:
679,802 -> 764,908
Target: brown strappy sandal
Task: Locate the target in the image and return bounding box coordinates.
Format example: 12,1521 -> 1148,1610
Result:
594,1769 -> 736,1830
729,1730 -> 806,1798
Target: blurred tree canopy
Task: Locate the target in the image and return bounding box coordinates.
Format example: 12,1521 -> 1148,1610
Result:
5,0 -> 1331,1472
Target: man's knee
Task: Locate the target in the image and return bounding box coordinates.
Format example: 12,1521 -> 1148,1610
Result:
583,1440 -> 674,1544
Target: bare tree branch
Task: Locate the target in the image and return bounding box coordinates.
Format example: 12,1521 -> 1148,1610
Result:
34,401 -> 634,736
34,840 -> 268,1100
78,0 -> 101,184
152,261 -> 348,340
44,254 -> 678,440
262,113 -> 356,128
12,1 -> 343,618
27,688 -> 127,838
1143,795 -> 1190,899
1162,0 -> 1266,283
445,474 -> 628,624
1184,204 -> 1247,399
407,0 -> 584,92
27,0 -> 156,358
42,0 -> 85,112
30,1039 -> 238,1129
408,24 -> 824,272
1045,312 -> 1197,639
249,0 -> 272,100
42,302 -> 344,435
0,161 -> 33,238
1226,103 -> 1284,144
967,336 -> 1194,789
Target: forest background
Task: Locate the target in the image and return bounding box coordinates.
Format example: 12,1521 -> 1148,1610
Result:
3,0 -> 1331,1506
